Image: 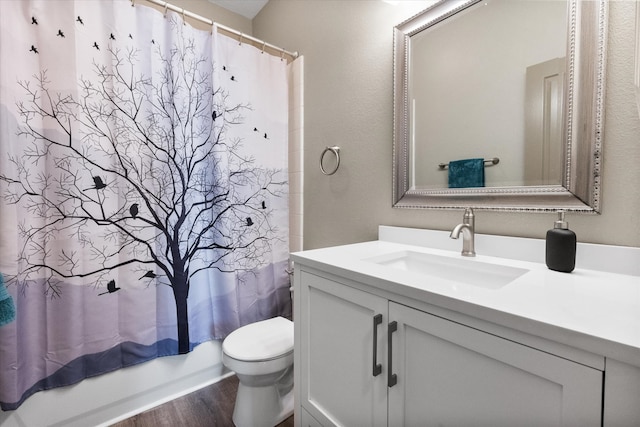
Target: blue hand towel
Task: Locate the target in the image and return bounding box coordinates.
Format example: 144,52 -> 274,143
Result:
448,158 -> 485,188
0,273 -> 16,326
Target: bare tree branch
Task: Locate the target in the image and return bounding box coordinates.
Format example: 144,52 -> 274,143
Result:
0,20 -> 285,353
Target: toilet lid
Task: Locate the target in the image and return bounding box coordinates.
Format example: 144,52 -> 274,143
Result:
223,316 -> 293,361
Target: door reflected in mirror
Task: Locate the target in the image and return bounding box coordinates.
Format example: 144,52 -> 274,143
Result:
409,0 -> 567,190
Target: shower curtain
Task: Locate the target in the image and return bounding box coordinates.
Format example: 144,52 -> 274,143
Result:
0,0 -> 290,410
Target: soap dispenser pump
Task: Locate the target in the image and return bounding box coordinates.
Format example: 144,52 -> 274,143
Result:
545,210 -> 576,273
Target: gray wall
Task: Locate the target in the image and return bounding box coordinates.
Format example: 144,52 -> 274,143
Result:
158,0 -> 252,33
254,0 -> 640,250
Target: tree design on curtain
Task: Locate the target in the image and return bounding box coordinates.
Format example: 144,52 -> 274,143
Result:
0,29 -> 284,354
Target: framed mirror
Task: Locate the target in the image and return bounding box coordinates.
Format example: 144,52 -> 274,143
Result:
635,0 -> 640,117
392,0 -> 608,212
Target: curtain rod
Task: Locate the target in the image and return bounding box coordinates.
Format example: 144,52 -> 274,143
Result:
134,0 -> 299,61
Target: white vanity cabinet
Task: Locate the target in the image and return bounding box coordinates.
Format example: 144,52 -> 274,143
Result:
296,268 -> 604,427
388,302 -> 602,427
299,271 -> 388,426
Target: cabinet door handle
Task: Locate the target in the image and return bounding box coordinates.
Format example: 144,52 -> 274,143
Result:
388,321 -> 398,387
372,314 -> 383,376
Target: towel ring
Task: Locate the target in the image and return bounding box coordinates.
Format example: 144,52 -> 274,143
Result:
320,146 -> 340,176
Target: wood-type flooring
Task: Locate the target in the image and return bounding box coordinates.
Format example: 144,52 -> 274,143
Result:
111,374 -> 294,427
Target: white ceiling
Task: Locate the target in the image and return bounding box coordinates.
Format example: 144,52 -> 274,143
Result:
207,0 -> 269,20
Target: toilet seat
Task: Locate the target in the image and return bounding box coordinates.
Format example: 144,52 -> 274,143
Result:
221,316 -> 295,427
223,316 -> 293,361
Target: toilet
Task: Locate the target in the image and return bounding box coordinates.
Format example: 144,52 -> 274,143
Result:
222,316 -> 294,427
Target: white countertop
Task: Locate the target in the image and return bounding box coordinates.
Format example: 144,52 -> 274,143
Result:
291,227 -> 640,367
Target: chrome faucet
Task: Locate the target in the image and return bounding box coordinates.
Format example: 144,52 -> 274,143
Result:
450,208 -> 476,257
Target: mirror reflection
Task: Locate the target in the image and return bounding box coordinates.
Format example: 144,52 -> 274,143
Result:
410,0 -> 567,189
393,0 -> 607,212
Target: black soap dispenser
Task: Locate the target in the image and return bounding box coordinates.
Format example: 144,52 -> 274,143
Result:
545,210 -> 576,273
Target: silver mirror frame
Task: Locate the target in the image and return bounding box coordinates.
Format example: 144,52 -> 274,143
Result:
635,0 -> 640,117
392,0 -> 608,212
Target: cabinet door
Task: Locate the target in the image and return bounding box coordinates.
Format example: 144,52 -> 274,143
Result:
388,302 -> 603,427
300,407 -> 324,427
299,271 -> 388,427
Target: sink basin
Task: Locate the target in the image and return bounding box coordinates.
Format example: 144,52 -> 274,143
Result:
365,250 -> 528,289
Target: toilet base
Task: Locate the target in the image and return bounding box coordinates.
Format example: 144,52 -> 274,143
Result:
232,382 -> 294,427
